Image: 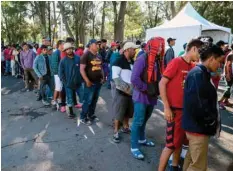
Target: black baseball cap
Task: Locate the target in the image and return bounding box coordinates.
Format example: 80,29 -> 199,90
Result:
216,40 -> 228,47
167,37 -> 176,43
41,45 -> 48,49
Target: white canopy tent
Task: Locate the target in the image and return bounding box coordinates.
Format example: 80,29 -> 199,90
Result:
146,2 -> 231,56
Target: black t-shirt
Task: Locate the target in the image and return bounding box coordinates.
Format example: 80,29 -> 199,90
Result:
80,51 -> 103,83
44,55 -> 51,76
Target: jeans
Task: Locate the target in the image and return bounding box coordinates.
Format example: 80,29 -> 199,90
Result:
76,83 -> 84,103
39,75 -> 54,101
11,60 -> 15,76
80,83 -> 102,119
131,102 -> 154,149
65,87 -> 77,107
223,79 -> 233,98
5,60 -> 11,73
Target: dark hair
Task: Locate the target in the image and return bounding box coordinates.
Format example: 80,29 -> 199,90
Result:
186,39 -> 204,52
21,42 -> 28,47
57,40 -> 64,49
136,40 -> 141,45
101,39 -> 107,43
200,45 -> 224,61
41,45 -> 48,49
12,44 -> 17,48
66,37 -> 74,43
216,40 -> 226,47
183,43 -> 187,50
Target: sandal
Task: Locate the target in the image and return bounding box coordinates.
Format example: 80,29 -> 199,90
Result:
131,148 -> 144,160
120,127 -> 131,134
138,139 -> 155,147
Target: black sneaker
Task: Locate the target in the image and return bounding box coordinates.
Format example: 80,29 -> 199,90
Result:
80,118 -> 92,126
113,132 -> 120,143
89,115 -> 99,122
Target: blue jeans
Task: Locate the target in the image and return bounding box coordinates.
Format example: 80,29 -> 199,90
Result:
131,102 -> 154,149
5,60 -> 11,73
65,87 -> 77,107
80,83 -> 102,119
76,83 -> 84,103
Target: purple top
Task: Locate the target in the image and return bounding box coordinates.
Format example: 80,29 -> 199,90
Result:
131,55 -> 157,105
20,49 -> 36,69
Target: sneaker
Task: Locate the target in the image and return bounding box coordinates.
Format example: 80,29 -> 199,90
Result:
80,118 -> 92,126
120,127 -> 131,134
89,115 -> 99,122
51,100 -> 57,109
113,132 -> 120,143
36,95 -> 42,101
75,103 -> 82,108
60,106 -> 66,113
42,100 -> 50,106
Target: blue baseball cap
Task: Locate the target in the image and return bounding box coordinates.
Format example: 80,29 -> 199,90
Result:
88,39 -> 97,45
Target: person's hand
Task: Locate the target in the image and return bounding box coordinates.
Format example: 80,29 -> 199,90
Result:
226,75 -> 231,82
86,80 -> 93,87
164,107 -> 174,122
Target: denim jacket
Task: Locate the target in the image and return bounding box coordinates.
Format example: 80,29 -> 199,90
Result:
33,54 -> 51,78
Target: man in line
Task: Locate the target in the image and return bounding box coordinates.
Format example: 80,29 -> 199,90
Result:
37,37 -> 51,55
111,42 -> 139,143
182,45 -> 224,171
164,37 -> 176,69
4,45 -> 12,75
33,45 -> 53,106
130,37 -> 165,159
158,39 -> 204,171
50,40 -> 65,110
80,39 -> 104,125
59,43 -> 82,118
20,42 -> 38,92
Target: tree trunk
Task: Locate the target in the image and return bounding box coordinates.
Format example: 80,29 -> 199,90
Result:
112,1 -> 118,41
115,1 -> 127,42
101,1 -> 106,39
170,1 -> 176,18
58,1 -> 75,39
48,1 -> 51,40
52,1 -> 56,46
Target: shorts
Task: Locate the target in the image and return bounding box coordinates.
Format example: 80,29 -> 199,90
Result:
54,75 -> 63,91
112,90 -> 134,122
165,109 -> 187,150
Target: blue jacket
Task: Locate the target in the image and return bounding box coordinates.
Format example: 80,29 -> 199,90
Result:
58,54 -> 82,89
182,64 -> 218,136
33,54 -> 52,77
50,49 -> 61,75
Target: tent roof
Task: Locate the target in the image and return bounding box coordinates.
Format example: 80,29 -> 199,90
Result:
148,2 -> 231,33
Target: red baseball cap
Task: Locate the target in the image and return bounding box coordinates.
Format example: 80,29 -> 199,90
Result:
111,42 -> 118,47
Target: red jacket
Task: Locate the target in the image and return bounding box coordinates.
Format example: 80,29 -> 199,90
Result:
4,48 -> 12,61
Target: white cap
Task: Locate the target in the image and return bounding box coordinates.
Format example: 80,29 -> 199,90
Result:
123,42 -> 140,51
63,42 -> 75,51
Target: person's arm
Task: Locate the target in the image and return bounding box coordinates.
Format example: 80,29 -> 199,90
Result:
225,60 -> 232,81
131,56 -> 147,92
112,60 -> 131,94
80,64 -> 93,87
33,56 -> 42,78
159,59 -> 178,122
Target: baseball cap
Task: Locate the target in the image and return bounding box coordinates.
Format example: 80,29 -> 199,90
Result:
167,37 -> 176,43
89,39 -> 98,45
111,42 -> 118,47
41,45 -> 48,49
123,42 -> 140,51
216,40 -> 227,47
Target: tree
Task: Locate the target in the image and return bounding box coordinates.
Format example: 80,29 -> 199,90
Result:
101,1 -> 106,39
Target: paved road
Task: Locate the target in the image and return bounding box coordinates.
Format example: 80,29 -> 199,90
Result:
1,76 -> 233,171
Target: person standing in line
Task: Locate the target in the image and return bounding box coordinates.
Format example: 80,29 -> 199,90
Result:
182,45 -> 224,171
130,37 -> 165,160
20,42 -> 38,92
11,44 -> 18,77
158,39 -> 204,171
164,37 -> 176,69
80,39 -> 104,125
4,45 -> 12,76
50,40 -> 65,110
59,43 -> 82,118
111,42 -> 139,143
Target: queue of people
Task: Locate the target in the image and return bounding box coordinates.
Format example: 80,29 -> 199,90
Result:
1,35 -> 233,171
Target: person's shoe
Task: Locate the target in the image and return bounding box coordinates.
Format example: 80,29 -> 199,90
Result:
88,115 -> 99,122
51,100 -> 57,110
75,103 -> 82,109
36,94 -> 42,101
219,101 -> 226,110
42,100 -> 50,106
60,106 -> 66,113
120,127 -> 131,134
66,106 -> 75,118
80,118 -> 92,125
113,132 -> 120,143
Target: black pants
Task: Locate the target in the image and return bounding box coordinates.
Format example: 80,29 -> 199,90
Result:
40,75 -> 54,100
223,79 -> 233,98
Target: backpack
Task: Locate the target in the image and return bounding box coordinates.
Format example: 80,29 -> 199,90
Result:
141,37 -> 165,97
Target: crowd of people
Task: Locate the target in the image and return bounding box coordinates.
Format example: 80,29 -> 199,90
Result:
1,35 -> 233,171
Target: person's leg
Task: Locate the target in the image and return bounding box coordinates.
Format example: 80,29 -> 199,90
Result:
24,69 -> 30,89
29,69 -> 39,90
75,83 -> 84,108
65,87 -> 75,118
184,133 -> 209,171
39,77 -> 47,101
80,84 -> 94,120
11,60 -> 15,76
88,83 -> 102,119
182,146 -> 192,171
131,102 -> 146,149
5,60 -> 10,74
139,104 -> 154,141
